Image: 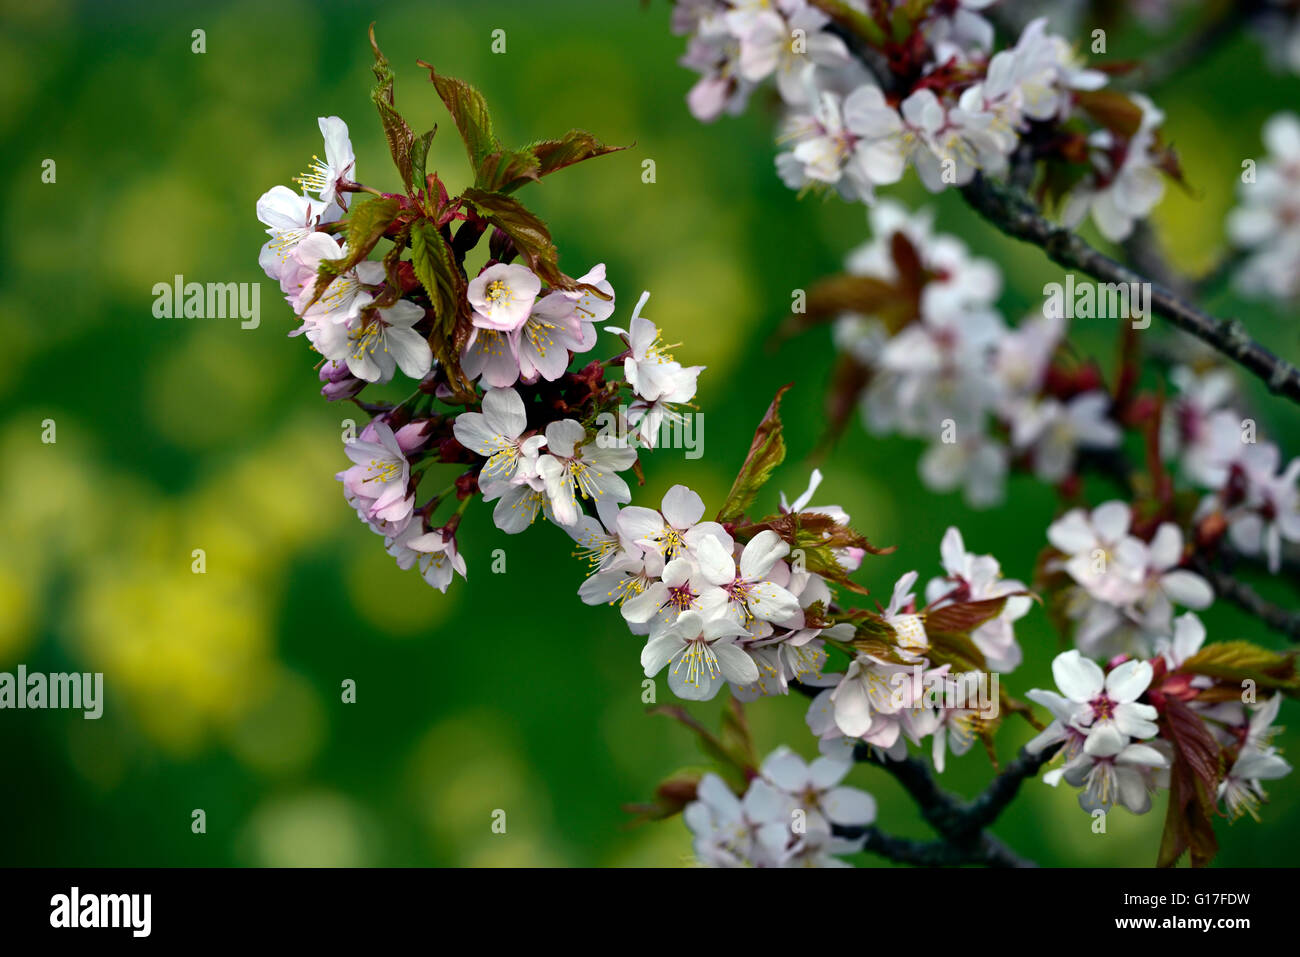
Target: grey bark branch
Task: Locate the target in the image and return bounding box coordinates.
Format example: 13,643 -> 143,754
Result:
847,739 -> 1062,867
959,175 -> 1300,408
1195,559 -> 1300,641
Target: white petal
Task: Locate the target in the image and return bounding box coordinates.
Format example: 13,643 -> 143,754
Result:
1052,649 -> 1104,701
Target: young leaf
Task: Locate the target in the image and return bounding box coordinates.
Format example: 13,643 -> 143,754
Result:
1181,641 -> 1300,696
530,129 -> 626,180
417,61 -> 497,170
777,273 -> 916,343
476,148 -> 542,193
716,385 -> 791,524
1074,89 -> 1145,139
409,218 -> 471,392
459,187 -> 578,289
925,596 -> 1017,639
369,25 -> 430,195
409,219 -> 462,335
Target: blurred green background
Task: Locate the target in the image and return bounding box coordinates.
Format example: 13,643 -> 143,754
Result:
1,0 -> 1297,866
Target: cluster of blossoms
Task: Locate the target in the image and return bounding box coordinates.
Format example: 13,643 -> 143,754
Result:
262,28 -> 1297,869
685,747 -> 876,867
1159,364 -> 1300,575
832,200 -> 1119,506
824,210 -> 1300,574
675,2 -> 1175,240
802,526 -> 1030,768
1044,501 -> 1212,659
657,6 -> 1299,866
1027,622 -> 1292,823
1228,112 -> 1300,304
254,40 -> 716,597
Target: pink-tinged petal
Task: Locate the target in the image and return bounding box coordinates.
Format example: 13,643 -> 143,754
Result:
702,616 -> 750,641
1114,766 -> 1151,813
617,506 -> 665,543
1104,659 -> 1152,703
747,581 -> 802,623
640,633 -> 681,676
761,747 -> 809,792
939,526 -> 966,576
1047,509 -> 1096,553
1052,649 -> 1104,702
544,418 -> 586,458
822,786 -> 876,827
739,529 -> 790,580
1025,689 -> 1077,724
661,557 -> 695,588
481,387 -> 526,438
1083,724 -> 1125,758
695,588 -> 732,623
1148,522 -> 1183,569
1160,570 -> 1214,609
1091,501 -> 1131,541
694,535 -> 737,586
741,779 -> 788,827
386,327 -> 433,380
713,640 -> 760,685
661,484 -> 706,528
1025,722 -> 1067,756
684,522 -> 735,554
1113,702 -> 1158,739
622,582 -> 667,623
831,679 -> 873,738
808,756 -> 850,791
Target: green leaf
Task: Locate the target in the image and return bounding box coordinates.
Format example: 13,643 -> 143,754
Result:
368,25 -> 430,196
529,129 -> 626,180
304,195 -> 400,309
716,386 -> 791,525
418,61 -> 497,170
410,128 -> 437,192
459,186 -> 576,289
476,148 -> 542,193
1181,641 -> 1300,696
409,219 -> 463,338
409,219 -> 471,391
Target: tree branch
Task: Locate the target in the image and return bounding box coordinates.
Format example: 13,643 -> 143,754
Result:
956,744 -> 1061,835
833,823 -> 1037,867
1195,559 -> 1300,641
959,174 -> 1300,408
848,740 -> 1061,867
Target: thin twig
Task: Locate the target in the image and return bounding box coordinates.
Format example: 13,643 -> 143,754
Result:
959,175 -> 1300,407
1196,559 -> 1300,641
956,744 -> 1062,835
